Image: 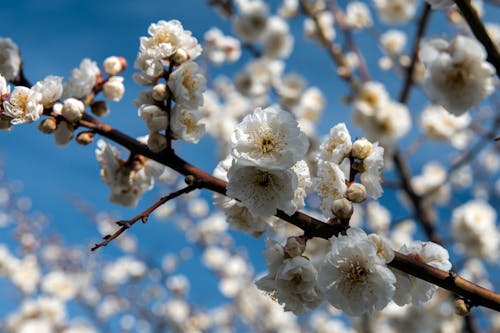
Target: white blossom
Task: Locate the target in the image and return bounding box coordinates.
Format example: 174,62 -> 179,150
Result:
231,106 -> 309,170
41,271 -> 78,300
226,163 -> 298,216
168,61 -> 206,108
233,0 -> 269,42
380,29 -> 406,55
0,37 -> 21,80
374,0 -> 417,25
203,28 -> 241,65
261,16 -> 294,59
318,123 -> 352,164
139,19 -> 201,63
411,161 -> 450,205
360,143 -> 384,199
420,35 -> 496,115
213,156 -> 269,237
451,200 -> 498,260
345,2 -> 373,30
314,161 -> 348,218
138,104 -> 168,132
256,246 -> 323,314
319,228 -> 396,316
62,58 -> 100,99
32,76 -> 63,108
420,104 -> 471,148
2,86 -> 43,124
103,56 -> 126,75
103,76 -> 125,101
170,104 -> 205,143
61,98 -> 85,122
393,241 -> 451,306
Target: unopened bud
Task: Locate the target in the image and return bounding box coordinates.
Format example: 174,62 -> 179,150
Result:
346,183 -> 367,203
76,131 -> 95,145
171,48 -> 189,64
351,138 -> 372,160
454,298 -> 470,316
90,101 -> 109,117
103,56 -> 127,75
332,198 -> 353,219
38,117 -> 57,134
103,76 -> 125,101
61,98 -> 85,122
152,83 -> 169,102
284,236 -> 307,258
147,132 -> 167,152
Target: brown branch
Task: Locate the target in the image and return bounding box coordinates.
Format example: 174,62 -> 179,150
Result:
91,184 -> 197,251
453,0 -> 500,76
74,113 -> 500,312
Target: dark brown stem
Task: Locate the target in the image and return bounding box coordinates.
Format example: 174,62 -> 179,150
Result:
453,0 -> 500,76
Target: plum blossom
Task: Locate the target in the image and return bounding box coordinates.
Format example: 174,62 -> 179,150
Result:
233,0 -> 269,42
0,37 -> 21,81
420,35 -> 496,115
31,75 -> 63,108
314,161 -> 348,218
451,200 -> 499,261
231,106 -> 309,170
393,241 -> 452,306
203,28 -> 241,65
170,104 -> 206,143
2,86 -> 43,125
318,122 -> 352,164
95,139 -> 165,207
319,227 -> 396,316
62,58 -> 100,99
167,61 -> 206,108
373,0 -> 417,25
226,163 -> 298,216
256,239 -> 323,314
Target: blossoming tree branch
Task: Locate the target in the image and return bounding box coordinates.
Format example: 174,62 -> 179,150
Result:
0,0 -> 499,331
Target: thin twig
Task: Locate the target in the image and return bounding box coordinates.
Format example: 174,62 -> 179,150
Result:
91,184 -> 197,251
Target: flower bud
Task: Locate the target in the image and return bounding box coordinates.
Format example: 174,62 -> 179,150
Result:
90,101 -> 109,117
103,56 -> 127,75
54,121 -> 74,146
147,132 -> 167,152
38,117 -> 57,134
332,198 -> 354,219
76,131 -> 95,145
171,48 -> 189,64
351,138 -> 372,160
284,236 -> 306,258
61,98 -> 85,122
454,298 -> 470,316
103,76 -> 125,101
152,83 -> 169,102
346,183 -> 367,203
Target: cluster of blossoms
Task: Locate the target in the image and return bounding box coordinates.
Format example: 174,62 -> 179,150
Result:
256,226 -> 452,316
0,34 -> 126,139
351,81 -> 411,156
134,20 -> 206,151
314,123 -> 384,219
419,35 -> 496,116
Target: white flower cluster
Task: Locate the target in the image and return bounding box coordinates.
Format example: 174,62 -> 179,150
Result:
256,237 -> 323,314
203,27 -> 241,65
420,104 -> 471,149
0,37 -> 21,81
352,81 -> 411,155
225,106 -> 310,217
256,227 -> 452,316
232,0 -> 294,59
420,35 -> 496,116
95,139 -> 167,207
451,200 -> 499,261
314,123 -> 384,219
373,0 -> 417,25
134,20 -> 206,151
